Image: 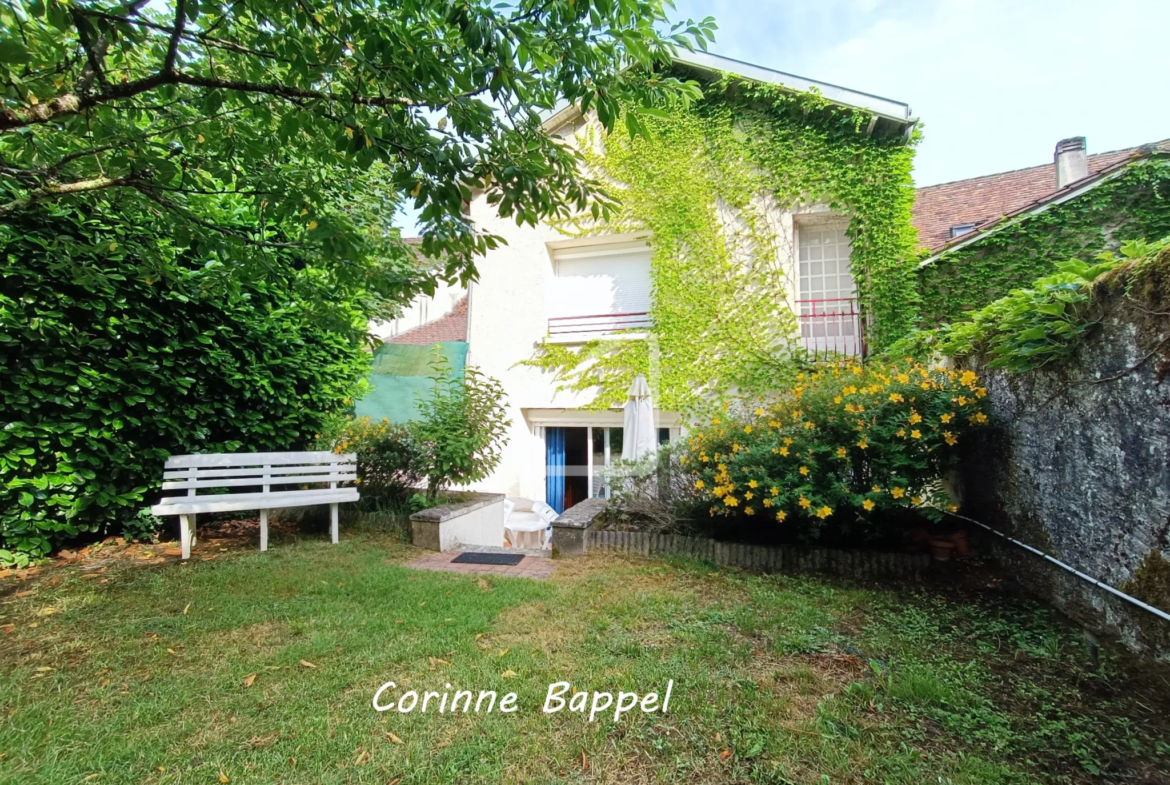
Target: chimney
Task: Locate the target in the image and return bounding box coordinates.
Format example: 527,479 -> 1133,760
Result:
1054,136 -> 1088,189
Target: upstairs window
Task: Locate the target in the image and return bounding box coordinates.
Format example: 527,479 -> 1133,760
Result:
950,222 -> 978,238
547,240 -> 652,340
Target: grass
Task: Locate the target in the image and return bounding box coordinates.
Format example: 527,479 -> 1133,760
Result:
2,524 -> 1169,784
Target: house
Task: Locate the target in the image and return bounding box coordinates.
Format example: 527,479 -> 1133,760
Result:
914,137 -> 1170,326
455,53 -> 919,510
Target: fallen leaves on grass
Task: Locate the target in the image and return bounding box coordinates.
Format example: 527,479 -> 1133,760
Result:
386,732 -> 403,744
581,748 -> 589,772
242,674 -> 257,688
219,773 -> 230,783
299,660 -> 316,669
354,748 -> 370,765
498,648 -> 509,657
719,749 -> 732,761
501,670 -> 517,679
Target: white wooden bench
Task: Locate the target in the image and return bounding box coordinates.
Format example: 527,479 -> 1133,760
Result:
150,451 -> 359,559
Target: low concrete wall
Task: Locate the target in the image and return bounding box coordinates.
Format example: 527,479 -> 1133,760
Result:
551,497 -> 607,557
410,493 -> 506,551
962,256 -> 1170,657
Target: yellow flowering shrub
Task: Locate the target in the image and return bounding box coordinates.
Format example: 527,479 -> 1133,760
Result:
315,416 -> 424,507
684,359 -> 989,539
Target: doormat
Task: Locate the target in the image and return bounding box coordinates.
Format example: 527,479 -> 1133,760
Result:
451,552 -> 525,566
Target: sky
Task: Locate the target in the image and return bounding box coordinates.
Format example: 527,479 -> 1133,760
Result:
400,0 -> 1170,233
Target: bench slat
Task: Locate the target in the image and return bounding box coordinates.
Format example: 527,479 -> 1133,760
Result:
152,488 -> 359,516
163,463 -> 354,481
164,451 -> 354,469
161,473 -> 355,491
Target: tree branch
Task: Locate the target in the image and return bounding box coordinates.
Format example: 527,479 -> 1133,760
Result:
164,0 -> 188,74
0,172 -> 146,215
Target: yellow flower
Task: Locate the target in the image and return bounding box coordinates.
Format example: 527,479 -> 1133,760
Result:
770,486 -> 779,496
911,496 -> 923,506
834,396 -> 843,404
910,429 -> 922,439
896,429 -> 906,438
748,479 -> 758,488
799,465 -> 809,476
776,510 -> 787,522
755,408 -> 764,416
872,485 -> 881,493
957,396 -> 969,406
799,495 -> 812,509
947,503 -> 958,512
836,447 -> 847,458
941,413 -> 953,423
744,506 -> 755,516
862,499 -> 875,511
744,491 -> 754,500
804,421 -> 815,429
975,412 -> 988,424
763,498 -> 773,507
857,439 -> 868,449
816,506 -> 832,519
897,373 -> 910,384
891,487 -> 905,499
888,393 -> 904,403
960,370 -> 978,386
694,479 -> 705,490
724,496 -> 739,507
779,446 -> 789,457
909,412 -> 922,424
744,425 -> 753,434
784,437 -> 794,446
976,387 -> 988,398
944,431 -> 958,446
712,417 -> 720,425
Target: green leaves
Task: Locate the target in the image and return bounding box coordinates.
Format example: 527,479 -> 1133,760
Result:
410,353 -> 511,501
1,0 -> 715,286
924,240 -> 1170,373
0,204 -> 370,559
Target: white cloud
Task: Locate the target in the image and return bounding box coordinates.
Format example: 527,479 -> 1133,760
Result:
676,0 -> 1170,185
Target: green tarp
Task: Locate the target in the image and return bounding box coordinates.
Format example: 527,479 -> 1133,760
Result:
353,341 -> 467,424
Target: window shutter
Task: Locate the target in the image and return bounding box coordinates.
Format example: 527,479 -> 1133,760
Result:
549,242 -> 652,318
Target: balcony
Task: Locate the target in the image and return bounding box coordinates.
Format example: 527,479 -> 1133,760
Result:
797,297 -> 866,359
547,311 -> 652,342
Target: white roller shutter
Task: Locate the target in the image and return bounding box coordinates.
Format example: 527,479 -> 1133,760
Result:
549,241 -> 652,318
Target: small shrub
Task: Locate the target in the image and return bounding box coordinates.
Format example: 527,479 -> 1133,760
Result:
410,355 -> 510,502
684,358 -> 990,541
317,416 -> 424,510
123,508 -> 165,544
599,445 -> 703,532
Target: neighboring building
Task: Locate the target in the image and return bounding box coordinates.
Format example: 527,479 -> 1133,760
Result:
354,297 -> 468,424
459,53 -> 918,508
914,137 -> 1170,325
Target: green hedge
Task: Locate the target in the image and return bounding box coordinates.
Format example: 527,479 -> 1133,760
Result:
1,208 -> 370,565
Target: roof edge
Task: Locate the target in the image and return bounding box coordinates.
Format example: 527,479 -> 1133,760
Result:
919,150 -> 1162,266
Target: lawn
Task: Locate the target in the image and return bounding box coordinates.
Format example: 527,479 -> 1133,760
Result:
2,523 -> 1168,784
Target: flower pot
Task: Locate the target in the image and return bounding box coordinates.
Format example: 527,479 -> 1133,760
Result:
949,531 -> 969,557
930,538 -> 956,562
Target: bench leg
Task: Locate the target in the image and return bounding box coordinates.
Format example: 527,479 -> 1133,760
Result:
179,514 -> 192,560
330,503 -> 339,544
260,508 -> 269,552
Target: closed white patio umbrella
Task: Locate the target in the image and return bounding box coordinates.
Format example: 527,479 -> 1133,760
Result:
621,373 -> 658,462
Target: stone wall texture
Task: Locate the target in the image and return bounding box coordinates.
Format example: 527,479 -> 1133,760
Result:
961,259 -> 1170,657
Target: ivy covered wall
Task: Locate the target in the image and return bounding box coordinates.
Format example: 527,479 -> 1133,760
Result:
918,155 -> 1170,327
526,71 -> 920,412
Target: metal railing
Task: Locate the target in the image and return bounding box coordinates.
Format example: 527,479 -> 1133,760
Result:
797,297 -> 866,359
548,311 -> 652,338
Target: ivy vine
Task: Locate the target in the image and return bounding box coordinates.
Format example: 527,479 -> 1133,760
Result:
524,71 -> 920,412
918,154 -> 1170,327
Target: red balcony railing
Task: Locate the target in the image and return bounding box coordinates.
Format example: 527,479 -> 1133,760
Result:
797,297 -> 866,359
548,311 -> 652,338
